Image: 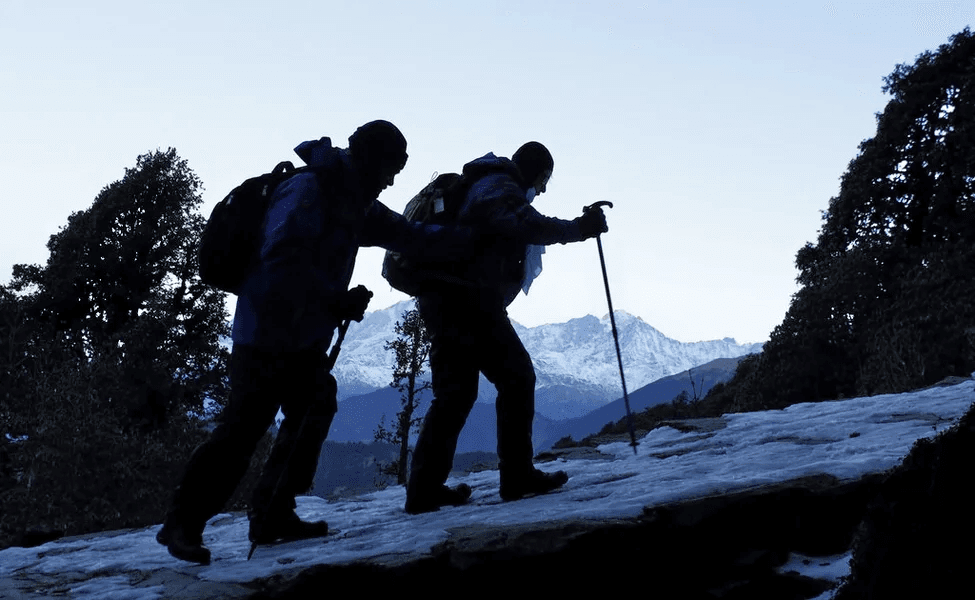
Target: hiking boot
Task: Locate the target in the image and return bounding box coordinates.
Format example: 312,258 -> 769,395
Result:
405,483 -> 473,514
248,510 -> 329,544
156,522 -> 211,565
500,469 -> 568,502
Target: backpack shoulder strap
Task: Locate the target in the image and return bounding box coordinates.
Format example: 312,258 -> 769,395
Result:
272,161 -> 295,175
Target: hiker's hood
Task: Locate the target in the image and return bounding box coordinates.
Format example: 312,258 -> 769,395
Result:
464,152 -> 502,170
294,137 -> 343,168
461,152 -> 525,188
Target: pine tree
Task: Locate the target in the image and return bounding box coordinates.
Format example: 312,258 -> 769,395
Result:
375,309 -> 431,485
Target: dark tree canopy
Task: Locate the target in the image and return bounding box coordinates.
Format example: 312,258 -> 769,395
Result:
712,28 -> 975,410
8,148 -> 230,422
1,149 -> 233,547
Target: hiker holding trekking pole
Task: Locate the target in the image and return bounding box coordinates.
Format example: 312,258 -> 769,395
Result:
158,121 -> 477,565
391,142 -> 608,514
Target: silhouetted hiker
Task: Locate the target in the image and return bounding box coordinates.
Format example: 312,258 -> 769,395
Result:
157,121 -> 473,564
405,142 -> 608,514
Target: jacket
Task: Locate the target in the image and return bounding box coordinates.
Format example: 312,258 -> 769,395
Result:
454,153 -> 587,306
232,137 -> 470,350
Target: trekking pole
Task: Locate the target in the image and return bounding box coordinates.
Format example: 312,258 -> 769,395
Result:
248,318 -> 352,560
324,318 -> 352,371
584,201 -> 638,455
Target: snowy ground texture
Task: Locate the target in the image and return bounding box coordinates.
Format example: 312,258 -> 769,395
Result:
1,378 -> 972,599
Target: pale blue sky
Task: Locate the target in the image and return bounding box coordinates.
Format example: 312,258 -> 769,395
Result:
2,1 -> 971,343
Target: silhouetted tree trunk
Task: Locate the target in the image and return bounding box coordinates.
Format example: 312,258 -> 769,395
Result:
375,309 -> 430,485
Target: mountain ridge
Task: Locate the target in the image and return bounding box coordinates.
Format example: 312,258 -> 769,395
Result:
332,299 -> 763,418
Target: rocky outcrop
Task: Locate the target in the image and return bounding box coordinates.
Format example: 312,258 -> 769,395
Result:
253,403 -> 975,598
5,385 -> 970,599
249,472 -> 881,598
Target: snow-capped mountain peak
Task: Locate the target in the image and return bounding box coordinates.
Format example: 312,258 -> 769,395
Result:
332,300 -> 762,408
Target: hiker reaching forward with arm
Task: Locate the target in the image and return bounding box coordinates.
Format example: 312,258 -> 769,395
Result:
405,141 -> 607,514
158,121 -> 474,564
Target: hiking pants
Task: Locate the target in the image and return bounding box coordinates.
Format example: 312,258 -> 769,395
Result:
408,292 -> 536,496
167,344 -> 337,532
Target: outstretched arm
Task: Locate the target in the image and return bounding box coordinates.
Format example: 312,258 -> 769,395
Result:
462,174 -> 606,245
360,201 -> 478,259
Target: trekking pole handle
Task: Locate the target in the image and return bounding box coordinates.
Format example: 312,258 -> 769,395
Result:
584,200 -> 614,213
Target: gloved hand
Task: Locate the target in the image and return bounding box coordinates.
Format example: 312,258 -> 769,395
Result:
577,208 -> 609,239
335,285 -> 373,322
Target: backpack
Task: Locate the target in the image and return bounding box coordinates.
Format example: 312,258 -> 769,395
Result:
403,172 -> 464,225
382,172 -> 470,296
382,158 -> 523,296
198,160 -> 307,294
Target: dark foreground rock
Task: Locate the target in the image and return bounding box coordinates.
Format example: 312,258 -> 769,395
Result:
834,398 -> 975,599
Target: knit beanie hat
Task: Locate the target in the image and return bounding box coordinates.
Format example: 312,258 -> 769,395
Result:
512,141 -> 554,183
348,120 -> 408,171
